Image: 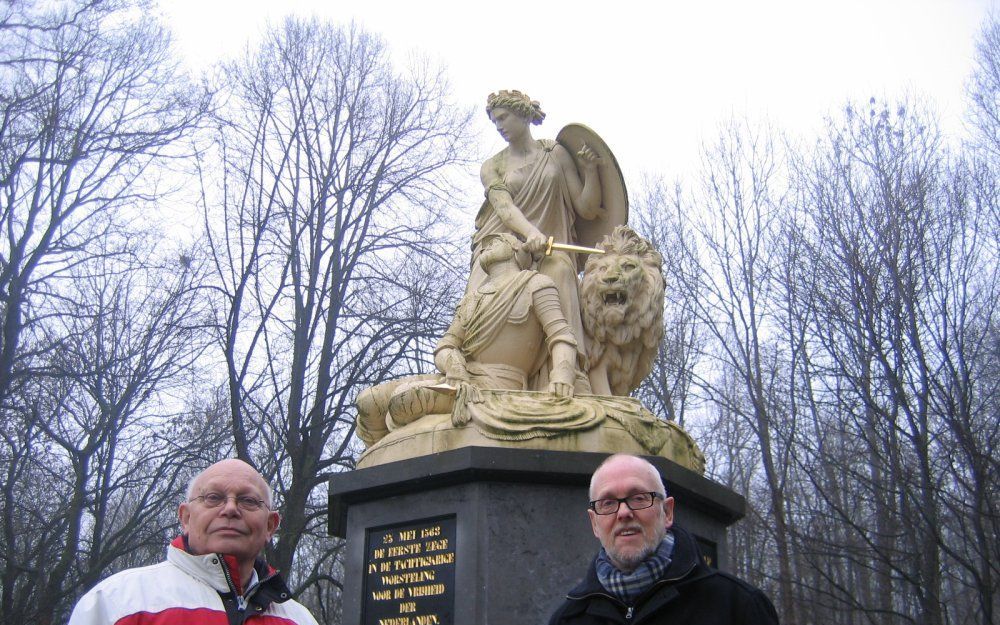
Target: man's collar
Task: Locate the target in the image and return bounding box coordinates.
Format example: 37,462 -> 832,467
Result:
172,534 -> 264,595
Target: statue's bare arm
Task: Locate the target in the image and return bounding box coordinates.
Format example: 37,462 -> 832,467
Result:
434,318 -> 481,425
553,143 -> 603,221
548,343 -> 576,397
434,314 -> 470,384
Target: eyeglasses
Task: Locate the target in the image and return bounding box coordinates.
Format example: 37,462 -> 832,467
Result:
589,492 -> 662,515
190,492 -> 269,512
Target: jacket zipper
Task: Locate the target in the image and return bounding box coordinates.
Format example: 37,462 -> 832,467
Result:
215,559 -> 240,625
565,557 -> 700,622
218,557 -> 260,624
219,559 -> 237,594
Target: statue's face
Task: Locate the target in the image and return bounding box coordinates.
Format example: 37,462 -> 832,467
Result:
489,106 -> 530,143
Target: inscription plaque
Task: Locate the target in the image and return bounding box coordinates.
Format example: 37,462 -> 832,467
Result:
362,515 -> 456,625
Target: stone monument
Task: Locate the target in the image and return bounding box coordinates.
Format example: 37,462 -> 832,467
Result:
330,90 -> 743,625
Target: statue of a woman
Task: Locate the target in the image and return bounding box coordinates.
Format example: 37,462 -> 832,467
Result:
470,90 -> 605,391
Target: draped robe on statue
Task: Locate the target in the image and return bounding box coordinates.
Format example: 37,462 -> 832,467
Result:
436,269 -> 575,392
470,139 -> 588,386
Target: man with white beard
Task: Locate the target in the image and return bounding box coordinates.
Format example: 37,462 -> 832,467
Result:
548,454 -> 780,625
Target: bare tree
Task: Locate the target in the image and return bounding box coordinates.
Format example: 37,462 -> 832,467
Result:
651,98 -> 999,625
0,1 -> 209,622
0,0 -> 207,412
0,235 -> 216,624
968,15 -> 1000,158
681,119 -> 799,622
786,97 -> 999,625
630,176 -> 706,427
200,16 -> 472,608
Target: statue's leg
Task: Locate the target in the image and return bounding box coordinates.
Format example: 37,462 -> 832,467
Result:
357,381 -> 402,446
536,252 -> 593,393
537,252 -> 587,365
357,374 -> 440,445
387,378 -> 455,429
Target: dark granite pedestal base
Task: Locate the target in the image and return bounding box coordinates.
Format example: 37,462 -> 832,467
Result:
329,447 -> 744,625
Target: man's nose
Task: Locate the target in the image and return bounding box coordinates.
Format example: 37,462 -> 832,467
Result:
616,502 -> 636,520
218,496 -> 242,516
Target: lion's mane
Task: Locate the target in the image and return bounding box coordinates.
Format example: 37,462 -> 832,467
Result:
580,226 -> 665,396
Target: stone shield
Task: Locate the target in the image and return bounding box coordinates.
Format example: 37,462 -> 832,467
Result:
556,123 -> 629,270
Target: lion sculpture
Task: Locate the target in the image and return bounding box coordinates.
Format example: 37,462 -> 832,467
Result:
581,225 -> 665,396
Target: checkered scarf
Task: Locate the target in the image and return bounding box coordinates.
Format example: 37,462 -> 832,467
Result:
595,530 -> 675,605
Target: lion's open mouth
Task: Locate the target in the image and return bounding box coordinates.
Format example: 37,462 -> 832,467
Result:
603,290 -> 628,306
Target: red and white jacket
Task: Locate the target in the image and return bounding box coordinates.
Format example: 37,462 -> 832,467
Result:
68,536 -> 319,625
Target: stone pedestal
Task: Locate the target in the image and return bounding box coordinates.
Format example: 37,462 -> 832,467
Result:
329,447 -> 744,625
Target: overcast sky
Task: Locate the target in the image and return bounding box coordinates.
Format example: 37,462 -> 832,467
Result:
161,0 -> 995,181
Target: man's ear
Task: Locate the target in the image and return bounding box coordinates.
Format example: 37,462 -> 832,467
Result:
588,509 -> 601,539
662,496 -> 675,529
178,503 -> 190,534
267,511 -> 281,537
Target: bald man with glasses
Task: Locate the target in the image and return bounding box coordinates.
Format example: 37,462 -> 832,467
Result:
70,459 -> 318,625
548,454 -> 779,625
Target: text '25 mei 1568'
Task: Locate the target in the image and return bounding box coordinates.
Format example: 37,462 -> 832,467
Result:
362,516 -> 456,625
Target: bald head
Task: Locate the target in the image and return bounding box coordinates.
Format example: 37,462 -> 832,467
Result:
589,454 -> 667,501
186,459 -> 273,508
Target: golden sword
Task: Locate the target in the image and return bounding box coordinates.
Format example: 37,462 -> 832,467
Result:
545,236 -> 605,256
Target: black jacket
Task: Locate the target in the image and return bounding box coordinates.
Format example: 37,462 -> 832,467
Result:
548,526 -> 779,625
